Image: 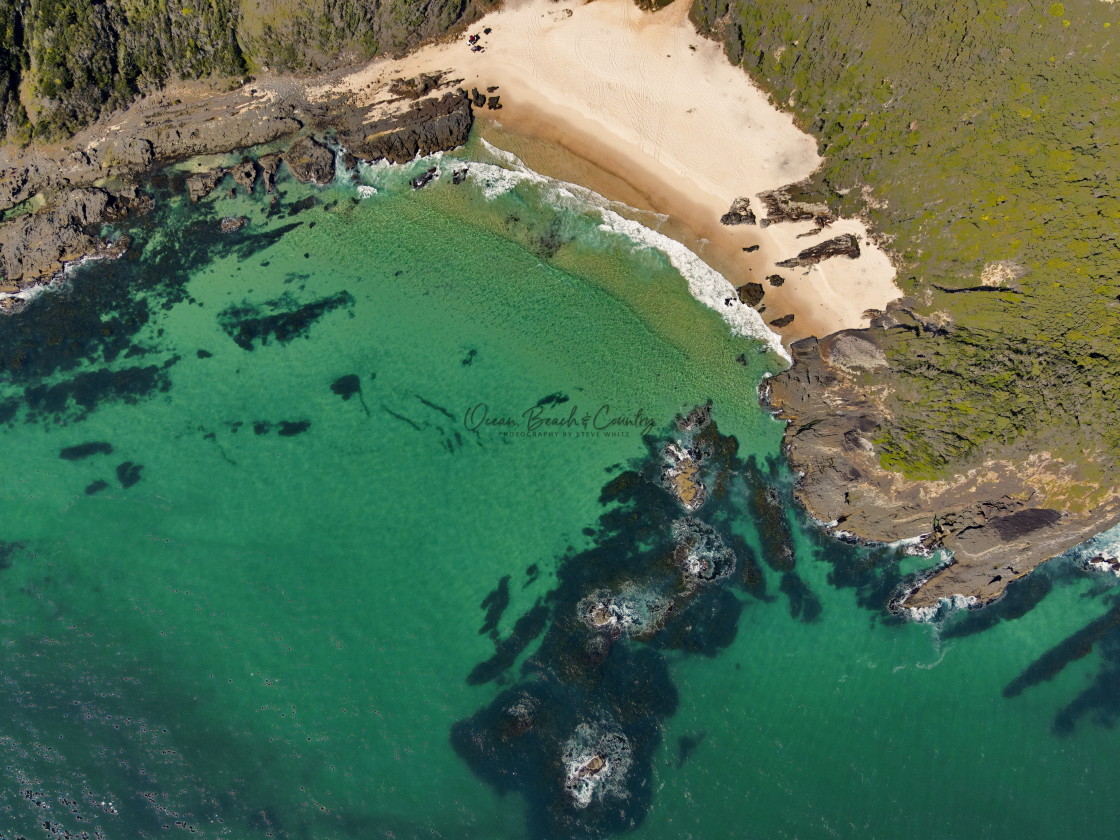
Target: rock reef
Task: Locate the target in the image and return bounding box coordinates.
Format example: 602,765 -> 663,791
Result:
0,73 -> 475,298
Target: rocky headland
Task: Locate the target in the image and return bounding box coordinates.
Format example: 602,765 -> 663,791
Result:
0,72 -> 474,310
3,0 -> 1115,616
764,327 -> 1120,610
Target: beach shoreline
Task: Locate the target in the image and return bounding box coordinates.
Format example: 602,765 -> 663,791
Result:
1,0 -> 900,344
312,0 -> 902,345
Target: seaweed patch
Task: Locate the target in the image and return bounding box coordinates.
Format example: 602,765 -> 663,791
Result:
217,291 -> 355,351
59,441 -> 114,460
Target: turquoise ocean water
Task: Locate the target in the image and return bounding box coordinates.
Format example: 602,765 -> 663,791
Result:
1,137 -> 1119,840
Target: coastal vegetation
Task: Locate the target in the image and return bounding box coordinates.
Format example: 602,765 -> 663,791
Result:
692,0 -> 1120,483
4,0 -> 1118,497
0,0 -> 484,142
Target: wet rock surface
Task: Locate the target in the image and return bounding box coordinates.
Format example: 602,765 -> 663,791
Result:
219,216 -> 248,233
186,168 -> 226,202
0,74 -> 476,294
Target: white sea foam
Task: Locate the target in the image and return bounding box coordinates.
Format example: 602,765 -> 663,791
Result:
0,283 -> 50,305
356,185 -> 378,199
596,209 -> 791,363
903,593 -> 978,624
1068,521 -> 1120,577
475,139 -> 790,363
562,722 -> 632,809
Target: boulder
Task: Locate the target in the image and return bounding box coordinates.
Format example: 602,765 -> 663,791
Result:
186,168 -> 225,202
229,159 -> 258,191
258,153 -> 282,192
219,216 -> 248,233
736,282 -> 765,307
283,136 -> 336,186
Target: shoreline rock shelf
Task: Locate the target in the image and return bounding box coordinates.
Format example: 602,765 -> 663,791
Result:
0,74 -> 476,305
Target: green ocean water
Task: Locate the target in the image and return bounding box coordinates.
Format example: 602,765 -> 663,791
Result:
1,139 -> 1119,840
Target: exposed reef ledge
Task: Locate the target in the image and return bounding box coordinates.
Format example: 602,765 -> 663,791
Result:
0,74 -> 473,306
765,328 -> 1120,610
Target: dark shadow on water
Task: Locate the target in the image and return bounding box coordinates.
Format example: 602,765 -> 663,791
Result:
452,413 -> 826,839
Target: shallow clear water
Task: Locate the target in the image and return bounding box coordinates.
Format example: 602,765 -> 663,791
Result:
1,141 -> 1118,840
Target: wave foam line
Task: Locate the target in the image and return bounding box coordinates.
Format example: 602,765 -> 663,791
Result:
476,139 -> 789,363
597,210 -> 790,363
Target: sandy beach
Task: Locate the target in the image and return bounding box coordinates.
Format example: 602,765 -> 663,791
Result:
311,0 -> 901,344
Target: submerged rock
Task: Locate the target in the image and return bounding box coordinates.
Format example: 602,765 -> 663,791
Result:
59,441 -> 113,460
116,461 -> 143,488
219,216 -> 248,233
411,167 -> 439,190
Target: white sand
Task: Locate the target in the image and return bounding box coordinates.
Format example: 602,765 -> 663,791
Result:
311,0 -> 902,345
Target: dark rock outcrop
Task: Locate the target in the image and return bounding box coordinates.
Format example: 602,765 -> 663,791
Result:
757,183 -> 834,227
776,234 -> 860,268
767,274 -> 785,287
186,168 -> 225,202
229,158 -> 258,191
258,153 -> 282,192
411,167 -> 439,190
0,187 -> 148,289
389,73 -> 446,100
342,90 -> 473,165
720,197 -> 756,226
736,282 -> 765,307
283,136 -> 335,185
769,314 -> 794,328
